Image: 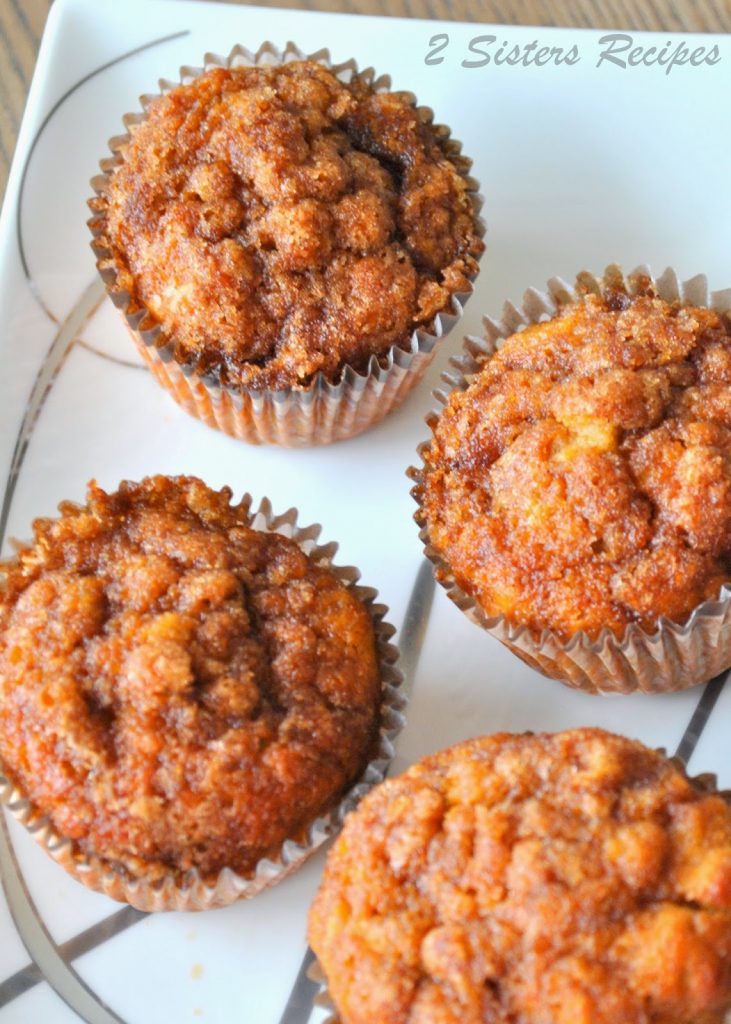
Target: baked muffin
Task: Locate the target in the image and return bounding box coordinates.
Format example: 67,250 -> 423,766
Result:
89,46 -> 484,446
309,728 -> 731,1024
412,266 -> 731,692
0,476 -> 400,909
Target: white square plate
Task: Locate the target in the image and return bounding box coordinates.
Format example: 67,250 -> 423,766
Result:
0,1 -> 729,1021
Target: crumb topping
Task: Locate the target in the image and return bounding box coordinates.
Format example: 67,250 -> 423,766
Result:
0,476 -> 381,879
309,728 -> 731,1024
419,287 -> 731,639
98,61 -> 483,390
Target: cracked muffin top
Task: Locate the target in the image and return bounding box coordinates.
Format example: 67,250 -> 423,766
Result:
418,284 -> 731,640
309,728 -> 731,1024
0,476 -> 381,881
96,60 -> 483,390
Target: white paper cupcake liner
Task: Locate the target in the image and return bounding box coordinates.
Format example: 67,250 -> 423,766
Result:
0,496 -> 405,911
88,41 -> 485,447
309,957 -> 340,1023
409,264 -> 731,695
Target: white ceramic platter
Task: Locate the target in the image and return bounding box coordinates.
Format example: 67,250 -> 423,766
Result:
0,0 -> 730,1020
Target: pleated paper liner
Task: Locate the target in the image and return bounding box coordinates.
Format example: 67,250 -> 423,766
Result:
409,265 -> 731,695
0,496 -> 405,912
88,41 -> 485,447
307,745 -> 731,1024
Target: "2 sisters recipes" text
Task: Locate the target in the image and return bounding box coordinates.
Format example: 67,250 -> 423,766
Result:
425,33 -> 722,75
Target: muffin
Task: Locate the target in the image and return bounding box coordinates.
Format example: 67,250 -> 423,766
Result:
0,476 -> 403,910
88,44 -> 485,446
309,728 -> 731,1024
411,266 -> 731,693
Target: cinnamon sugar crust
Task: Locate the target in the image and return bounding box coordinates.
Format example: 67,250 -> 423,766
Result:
309,728 -> 731,1024
419,287 -> 731,640
0,476 -> 381,880
97,61 -> 483,390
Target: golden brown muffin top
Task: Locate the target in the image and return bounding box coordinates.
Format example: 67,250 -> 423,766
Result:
309,728 -> 731,1024
0,476 -> 381,880
419,287 -> 731,640
97,61 -> 483,390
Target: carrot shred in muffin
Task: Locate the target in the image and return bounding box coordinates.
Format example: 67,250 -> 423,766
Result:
97,61 -> 483,389
419,286 -> 731,640
309,728 -> 731,1024
0,476 -> 381,880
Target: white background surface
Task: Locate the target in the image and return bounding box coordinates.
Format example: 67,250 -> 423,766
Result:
0,0 -> 729,1020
